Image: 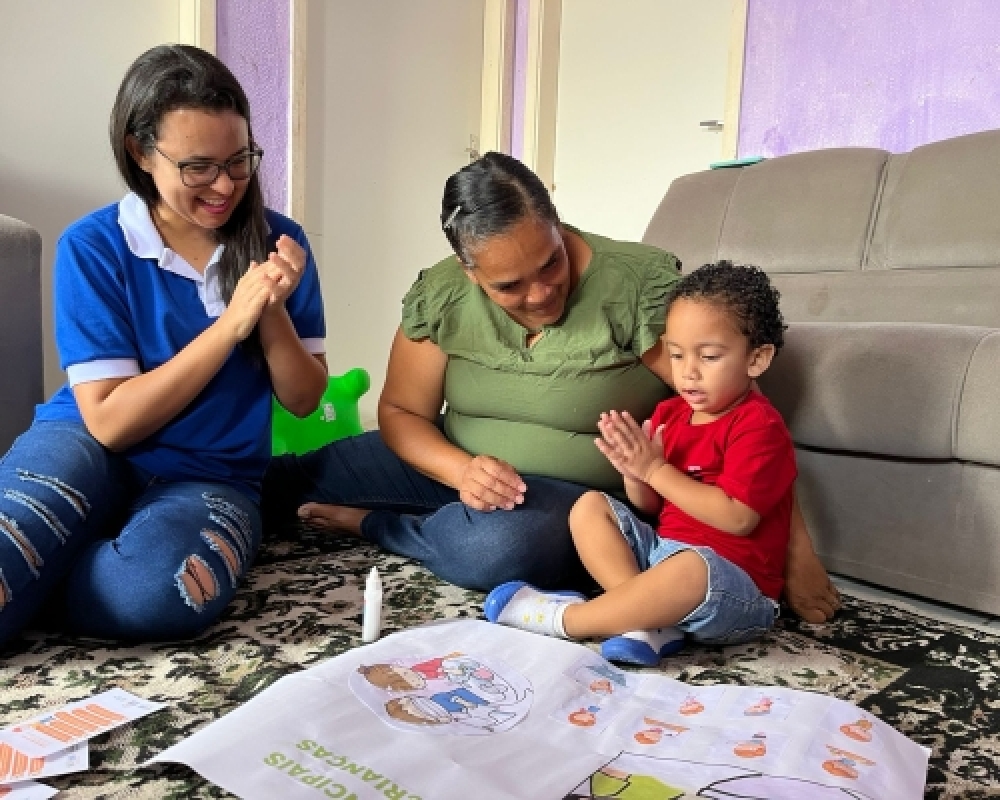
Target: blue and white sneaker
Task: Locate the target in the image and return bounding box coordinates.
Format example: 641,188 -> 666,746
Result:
484,581 -> 585,638
601,627 -> 685,666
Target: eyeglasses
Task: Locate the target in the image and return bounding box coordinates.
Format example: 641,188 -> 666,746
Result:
153,144 -> 263,188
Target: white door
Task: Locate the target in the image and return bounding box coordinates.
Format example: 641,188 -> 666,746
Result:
552,0 -> 736,242
304,0 -> 486,425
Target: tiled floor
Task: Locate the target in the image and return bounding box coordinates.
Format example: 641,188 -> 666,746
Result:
832,573 -> 1000,634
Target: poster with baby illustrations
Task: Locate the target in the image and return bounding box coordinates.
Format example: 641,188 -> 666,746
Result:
564,676 -> 928,800
149,620 -> 620,800
150,620 -> 928,799
350,653 -> 532,734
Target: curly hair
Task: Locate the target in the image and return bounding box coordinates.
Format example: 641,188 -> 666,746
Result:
667,261 -> 786,351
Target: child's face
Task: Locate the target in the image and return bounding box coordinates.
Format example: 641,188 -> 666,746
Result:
661,298 -> 774,422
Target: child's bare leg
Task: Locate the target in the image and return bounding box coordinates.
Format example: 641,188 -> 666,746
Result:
569,491 -> 641,590
562,550 -> 707,639
486,492 -> 704,663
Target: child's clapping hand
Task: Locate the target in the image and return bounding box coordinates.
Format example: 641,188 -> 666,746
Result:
595,410 -> 666,484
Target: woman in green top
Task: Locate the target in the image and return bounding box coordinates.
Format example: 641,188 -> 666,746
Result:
263,153 -> 839,622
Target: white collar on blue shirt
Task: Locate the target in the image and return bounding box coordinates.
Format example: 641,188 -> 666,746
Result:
117,191 -> 226,316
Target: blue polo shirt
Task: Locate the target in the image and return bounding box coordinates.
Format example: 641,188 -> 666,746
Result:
36,193 -> 326,499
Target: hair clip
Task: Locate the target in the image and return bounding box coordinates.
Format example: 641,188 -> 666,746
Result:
443,205 -> 461,230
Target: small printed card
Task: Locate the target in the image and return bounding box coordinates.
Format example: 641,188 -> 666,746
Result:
0,689 -> 164,758
0,780 -> 60,799
0,742 -> 87,785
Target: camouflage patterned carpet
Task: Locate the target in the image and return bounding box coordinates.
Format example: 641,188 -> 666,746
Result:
0,526 -> 997,799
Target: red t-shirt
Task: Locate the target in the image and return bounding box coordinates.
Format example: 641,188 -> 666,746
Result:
648,391 -> 796,599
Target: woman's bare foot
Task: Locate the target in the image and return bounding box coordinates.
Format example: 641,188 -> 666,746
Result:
784,493 -> 840,623
784,537 -> 840,623
297,503 -> 368,537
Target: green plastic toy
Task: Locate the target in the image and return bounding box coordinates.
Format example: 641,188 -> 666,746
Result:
271,367 -> 371,456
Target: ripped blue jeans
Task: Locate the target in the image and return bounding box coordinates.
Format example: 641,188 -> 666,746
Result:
0,420 -> 261,645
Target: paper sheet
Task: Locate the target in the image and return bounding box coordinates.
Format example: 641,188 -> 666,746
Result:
151,620 -> 928,800
568,675 -> 929,800
151,621 -> 620,800
0,742 -> 87,785
0,689 -> 164,758
0,780 -> 59,799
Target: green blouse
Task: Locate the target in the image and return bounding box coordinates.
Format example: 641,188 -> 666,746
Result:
401,227 -> 681,492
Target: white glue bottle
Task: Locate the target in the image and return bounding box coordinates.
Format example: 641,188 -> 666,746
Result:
362,566 -> 383,643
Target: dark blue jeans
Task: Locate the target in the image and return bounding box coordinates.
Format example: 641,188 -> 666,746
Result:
262,431 -> 589,591
0,421 -> 261,646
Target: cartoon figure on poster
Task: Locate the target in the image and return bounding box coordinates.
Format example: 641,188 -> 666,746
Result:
743,696 -> 773,716
350,653 -> 532,735
699,773 -> 875,799
631,717 -> 689,747
729,688 -> 795,721
804,724 -> 887,794
554,693 -> 624,734
566,655 -> 639,700
708,728 -> 790,771
567,754 -> 877,800
678,695 -> 705,716
822,746 -> 877,780
564,763 -> 685,800
840,717 -> 874,742
568,706 -> 603,728
733,732 -> 768,759
644,681 -> 725,717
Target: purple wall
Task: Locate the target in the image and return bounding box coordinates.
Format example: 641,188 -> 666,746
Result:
216,0 -> 290,213
739,0 -> 1000,158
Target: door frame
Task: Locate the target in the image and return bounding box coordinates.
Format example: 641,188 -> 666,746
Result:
178,0 -> 216,52
722,0 -> 748,160
501,0 -> 747,183
289,0 -> 308,220
480,0 -> 517,157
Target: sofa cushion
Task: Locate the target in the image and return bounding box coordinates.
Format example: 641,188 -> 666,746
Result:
716,148 -> 888,273
643,167 -> 741,271
797,452 -> 1000,613
758,322 -> 993,462
955,331 -> 1000,466
881,130 -> 1000,270
767,265 -> 1000,327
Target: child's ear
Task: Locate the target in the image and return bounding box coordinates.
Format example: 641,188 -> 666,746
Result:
747,344 -> 776,379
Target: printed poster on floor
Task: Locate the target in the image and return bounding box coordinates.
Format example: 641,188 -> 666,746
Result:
150,620 -> 929,800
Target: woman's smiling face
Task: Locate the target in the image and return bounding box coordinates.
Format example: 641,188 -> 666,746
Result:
463,215 -> 573,331
131,107 -> 252,235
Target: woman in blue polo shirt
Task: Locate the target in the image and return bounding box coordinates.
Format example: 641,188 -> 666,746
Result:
0,45 -> 326,645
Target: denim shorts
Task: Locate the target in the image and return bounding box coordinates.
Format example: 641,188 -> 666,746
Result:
604,494 -> 779,645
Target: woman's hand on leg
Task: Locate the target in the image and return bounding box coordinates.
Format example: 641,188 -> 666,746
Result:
459,455 -> 526,512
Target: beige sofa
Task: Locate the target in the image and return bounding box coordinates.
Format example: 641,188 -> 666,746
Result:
0,214 -> 44,453
643,129 -> 1000,616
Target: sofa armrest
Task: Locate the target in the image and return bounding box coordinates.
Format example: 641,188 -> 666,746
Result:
0,214 -> 44,452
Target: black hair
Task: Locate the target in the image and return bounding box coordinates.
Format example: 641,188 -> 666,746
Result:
440,151 -> 559,265
110,44 -> 267,359
667,261 -> 786,351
